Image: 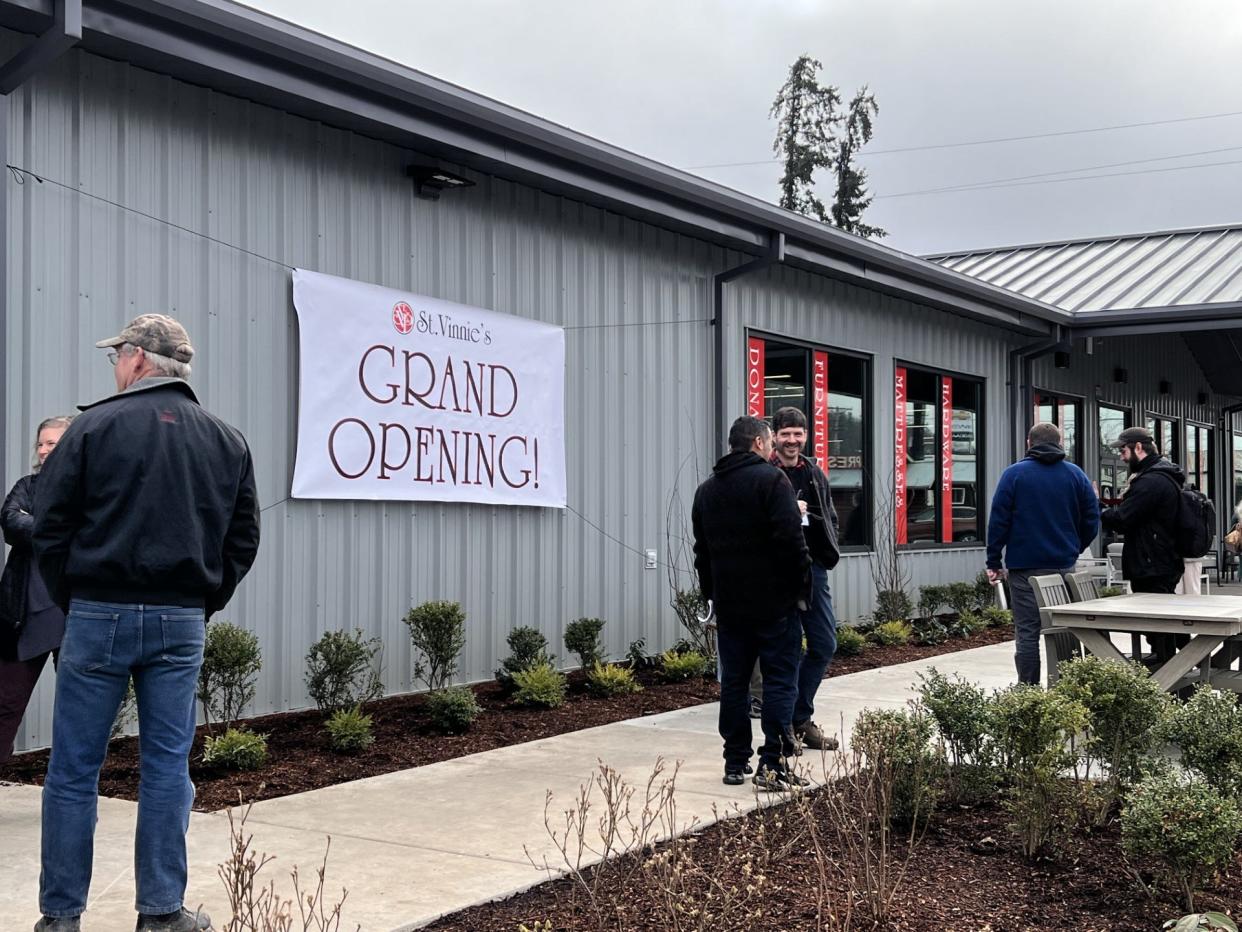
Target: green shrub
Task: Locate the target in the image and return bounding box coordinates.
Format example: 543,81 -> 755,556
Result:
626,638 -> 649,668
305,629 -> 384,715
496,626 -> 554,689
949,610 -> 989,639
981,605 -> 1012,628
916,668 -> 991,767
586,661 -> 642,697
198,622 -> 262,732
973,571 -> 998,611
945,581 -> 976,617
425,685 -> 481,733
325,705 -> 375,753
989,685 -> 1088,858
403,600 -> 467,691
835,625 -> 867,656
873,588 -> 913,624
870,620 -> 913,646
1053,656 -> 1173,811
660,649 -> 711,682
910,613 -> 949,646
917,584 -> 948,620
512,661 -> 568,708
564,617 -> 607,670
852,707 -> 943,825
1163,914 -> 1239,932
1098,586 -> 1124,598
202,727 -> 268,771
1161,686 -> 1242,799
1122,771 -> 1242,912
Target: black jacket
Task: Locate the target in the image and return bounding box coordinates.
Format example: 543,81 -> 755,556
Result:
692,451 -> 811,627
771,453 -> 841,570
1100,455 -> 1185,581
33,378 -> 261,615
0,473 -> 36,650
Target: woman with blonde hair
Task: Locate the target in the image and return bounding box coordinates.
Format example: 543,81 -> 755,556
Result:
0,415 -> 74,761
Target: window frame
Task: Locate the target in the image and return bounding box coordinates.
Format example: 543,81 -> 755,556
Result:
1145,411 -> 1180,463
894,359 -> 987,550
1032,388 -> 1085,463
1184,419 -> 1215,498
745,328 -> 875,553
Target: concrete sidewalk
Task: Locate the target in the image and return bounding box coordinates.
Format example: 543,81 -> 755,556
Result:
0,640 -> 1017,931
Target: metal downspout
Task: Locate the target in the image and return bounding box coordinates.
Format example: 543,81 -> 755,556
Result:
0,0 -> 80,493
712,231 -> 785,456
1007,325 -> 1067,460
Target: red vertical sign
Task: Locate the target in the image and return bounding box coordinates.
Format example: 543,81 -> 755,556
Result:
746,337 -> 765,418
941,377 -> 954,544
894,367 -> 907,545
812,351 -> 829,469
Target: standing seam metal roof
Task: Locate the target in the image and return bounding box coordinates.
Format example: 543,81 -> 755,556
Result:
928,224 -> 1242,312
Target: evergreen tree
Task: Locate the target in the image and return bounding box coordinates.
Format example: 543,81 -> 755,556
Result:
831,87 -> 886,239
770,55 -> 840,221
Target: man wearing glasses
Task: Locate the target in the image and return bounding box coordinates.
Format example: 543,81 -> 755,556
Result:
32,314 -> 260,932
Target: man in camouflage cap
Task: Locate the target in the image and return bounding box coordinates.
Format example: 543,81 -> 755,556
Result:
32,313 -> 260,932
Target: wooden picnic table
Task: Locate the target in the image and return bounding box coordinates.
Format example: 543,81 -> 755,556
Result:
1043,593 -> 1242,693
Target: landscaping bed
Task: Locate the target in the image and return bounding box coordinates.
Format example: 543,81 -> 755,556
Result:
423,789 -> 1242,931
0,623 -> 1013,812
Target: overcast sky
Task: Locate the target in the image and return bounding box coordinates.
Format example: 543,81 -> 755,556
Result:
244,0 -> 1242,256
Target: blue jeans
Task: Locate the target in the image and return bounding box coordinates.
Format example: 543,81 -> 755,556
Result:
1007,568 -> 1073,685
794,564 -> 837,724
716,612 -> 801,772
40,600 -> 205,919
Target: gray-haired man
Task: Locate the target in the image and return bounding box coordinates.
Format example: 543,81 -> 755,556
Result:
33,314 -> 261,932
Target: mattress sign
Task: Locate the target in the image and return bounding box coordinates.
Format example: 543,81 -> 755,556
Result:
291,269 -> 566,508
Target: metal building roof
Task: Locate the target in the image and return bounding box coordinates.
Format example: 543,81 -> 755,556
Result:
927,223 -> 1242,313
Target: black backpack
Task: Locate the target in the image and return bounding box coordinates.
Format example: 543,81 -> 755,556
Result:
1160,473 -> 1216,558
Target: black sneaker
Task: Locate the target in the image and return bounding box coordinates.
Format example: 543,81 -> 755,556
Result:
794,720 -> 840,753
753,765 -> 811,792
722,763 -> 756,785
135,908 -> 214,932
34,918 -> 81,932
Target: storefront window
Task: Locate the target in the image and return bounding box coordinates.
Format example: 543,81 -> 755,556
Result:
1185,423 -> 1213,496
746,334 -> 872,548
1146,415 -> 1178,462
1097,404 -> 1130,511
896,365 -> 984,547
1033,391 -> 1081,462
1233,432 -> 1242,519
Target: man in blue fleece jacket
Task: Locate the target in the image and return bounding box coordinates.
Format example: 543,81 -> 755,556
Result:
986,422 -> 1100,684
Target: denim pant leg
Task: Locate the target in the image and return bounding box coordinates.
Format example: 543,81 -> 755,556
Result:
794,565 -> 837,724
40,603 -> 137,919
716,624 -> 759,769
1008,568 -> 1072,686
756,614 -> 802,771
133,606 -> 206,915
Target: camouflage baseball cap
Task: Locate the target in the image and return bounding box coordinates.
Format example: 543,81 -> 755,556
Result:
95,314 -> 194,363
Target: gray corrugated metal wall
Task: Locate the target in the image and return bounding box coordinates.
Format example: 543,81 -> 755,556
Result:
4,39 -> 721,751
723,267 -> 1018,623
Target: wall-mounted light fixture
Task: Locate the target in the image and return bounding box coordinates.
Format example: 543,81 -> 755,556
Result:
1113,367 -> 1128,384
1053,351 -> 1070,369
408,163 -> 476,200
1159,380 -> 1171,395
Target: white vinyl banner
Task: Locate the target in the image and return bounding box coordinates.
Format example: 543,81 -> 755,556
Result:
291,269 -> 566,508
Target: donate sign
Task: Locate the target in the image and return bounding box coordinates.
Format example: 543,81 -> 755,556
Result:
291,269 -> 566,508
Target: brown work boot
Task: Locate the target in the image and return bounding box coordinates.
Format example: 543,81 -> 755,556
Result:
794,720 -> 839,752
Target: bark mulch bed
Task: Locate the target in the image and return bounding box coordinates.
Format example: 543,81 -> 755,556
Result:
424,790 -> 1241,931
0,624 -> 1014,812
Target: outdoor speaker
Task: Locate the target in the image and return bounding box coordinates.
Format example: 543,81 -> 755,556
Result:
1198,391 -> 1209,405
1053,351 -> 1070,369
1159,380 -> 1171,395
1113,367 -> 1128,383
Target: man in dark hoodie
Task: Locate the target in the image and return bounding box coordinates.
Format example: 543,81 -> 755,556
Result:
769,406 -> 840,753
693,415 -> 811,790
986,422 -> 1100,685
1100,426 -> 1185,593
